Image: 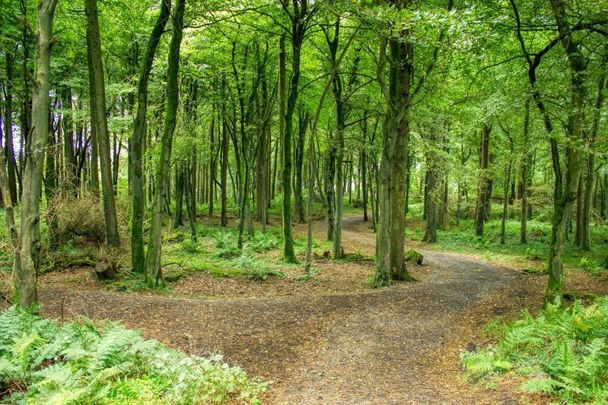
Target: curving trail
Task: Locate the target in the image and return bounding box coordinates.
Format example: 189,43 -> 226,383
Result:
39,216 -> 540,404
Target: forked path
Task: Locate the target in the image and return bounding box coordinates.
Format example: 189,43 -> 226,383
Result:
39,216 -> 539,404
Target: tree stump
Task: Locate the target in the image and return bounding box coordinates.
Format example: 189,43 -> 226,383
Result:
94,261 -> 118,280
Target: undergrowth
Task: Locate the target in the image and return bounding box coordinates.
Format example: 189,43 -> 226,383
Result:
461,298 -> 608,403
0,307 -> 267,404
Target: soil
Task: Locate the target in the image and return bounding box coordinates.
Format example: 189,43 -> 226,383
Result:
32,215 -> 608,404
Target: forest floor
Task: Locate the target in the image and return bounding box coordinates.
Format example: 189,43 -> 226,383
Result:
32,215 -> 608,404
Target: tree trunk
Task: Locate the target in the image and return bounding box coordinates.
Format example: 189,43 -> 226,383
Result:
580,65 -> 606,251
282,8 -> 307,262
374,24 -> 415,286
86,0 -> 120,246
44,105 -> 59,250
62,87 -> 79,194
475,123 -> 491,237
294,108 -> 308,224
173,166 -> 184,228
500,134 -> 513,245
220,96 -> 229,227
325,142 -> 335,241
130,0 -> 171,273
15,0 -> 58,309
423,134 -> 437,243
361,113 -> 368,222
144,0 -> 186,287
520,97 -> 530,244
4,52 -> 18,205
545,0 -> 586,307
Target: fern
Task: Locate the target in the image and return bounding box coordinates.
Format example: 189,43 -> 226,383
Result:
462,297 -> 608,403
0,307 -> 266,404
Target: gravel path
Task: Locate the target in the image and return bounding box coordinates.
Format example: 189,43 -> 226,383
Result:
39,216 -> 540,404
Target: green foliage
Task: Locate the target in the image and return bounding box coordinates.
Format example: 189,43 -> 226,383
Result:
246,233 -> 279,254
236,255 -> 284,281
405,216 -> 608,274
180,239 -> 199,254
461,298 -> 608,403
212,231 -> 240,259
0,307 -> 266,404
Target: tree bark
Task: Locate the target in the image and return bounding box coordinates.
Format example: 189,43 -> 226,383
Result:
475,123 -> 491,237
220,87 -> 229,227
544,0 -> 587,307
4,52 -> 18,205
85,0 -> 120,246
281,2 -> 312,263
130,0 -> 171,274
144,0 -> 186,287
520,97 -> 530,243
15,0 -> 58,309
374,18 -> 416,285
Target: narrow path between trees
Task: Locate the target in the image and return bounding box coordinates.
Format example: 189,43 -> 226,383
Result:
39,216 -> 542,404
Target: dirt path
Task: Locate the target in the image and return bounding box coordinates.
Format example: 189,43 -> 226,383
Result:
39,216 -> 541,404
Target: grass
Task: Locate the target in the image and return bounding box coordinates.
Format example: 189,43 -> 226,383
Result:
406,203 -> 608,274
0,307 -> 267,404
461,298 -> 608,403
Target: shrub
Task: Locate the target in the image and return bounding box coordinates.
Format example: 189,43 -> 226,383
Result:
461,298 -> 608,403
212,232 -> 240,259
0,307 -> 266,403
55,194 -> 105,244
246,233 -> 278,253
236,255 -> 283,281
180,239 -> 199,254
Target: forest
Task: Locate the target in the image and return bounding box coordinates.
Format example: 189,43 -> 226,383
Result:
0,0 -> 607,403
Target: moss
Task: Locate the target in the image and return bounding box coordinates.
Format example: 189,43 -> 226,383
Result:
404,249 -> 424,265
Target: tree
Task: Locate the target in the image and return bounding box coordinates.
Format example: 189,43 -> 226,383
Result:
145,0 -> 186,287
85,0 -> 120,246
130,0 -> 172,274
280,0 -> 316,263
14,0 -> 58,309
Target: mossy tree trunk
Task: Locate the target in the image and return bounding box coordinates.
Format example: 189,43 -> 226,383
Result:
15,0 -> 58,309
130,0 -> 171,273
281,0 -> 315,263
544,0 -> 587,307
520,97 -> 530,244
3,52 -> 18,205
144,0 -> 186,287
475,123 -> 491,238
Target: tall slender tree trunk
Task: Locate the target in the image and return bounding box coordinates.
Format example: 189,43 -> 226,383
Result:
15,0 -> 58,309
130,0 -> 171,273
294,108 -> 308,224
361,113 -> 369,222
520,97 -> 530,244
44,107 -> 59,250
173,166 -> 184,228
580,64 -> 606,251
325,142 -> 335,241
475,123 -> 491,237
281,5 -> 309,263
500,134 -> 513,245
220,97 -> 229,227
423,134 -> 437,243
144,0 -> 186,287
4,52 -> 18,205
209,115 -> 216,216
62,87 -> 79,194
85,0 -> 120,246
